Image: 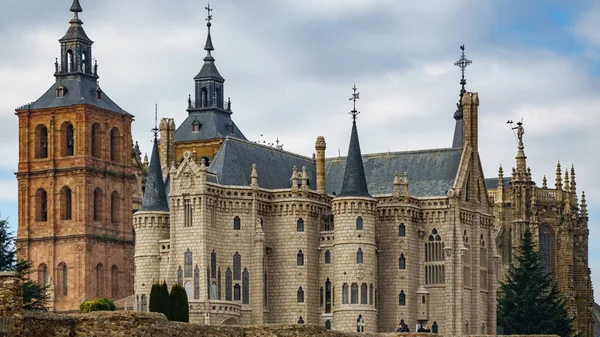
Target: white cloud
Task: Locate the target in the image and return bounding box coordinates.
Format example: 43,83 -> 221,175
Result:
0,180 -> 17,202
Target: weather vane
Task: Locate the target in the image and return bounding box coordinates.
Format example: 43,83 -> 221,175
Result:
506,119 -> 524,144
454,45 -> 472,98
205,4 -> 213,27
152,103 -> 159,139
349,83 -> 360,121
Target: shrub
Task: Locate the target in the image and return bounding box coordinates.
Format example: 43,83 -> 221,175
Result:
79,297 -> 116,313
149,283 -> 161,313
169,284 -> 189,322
159,282 -> 171,320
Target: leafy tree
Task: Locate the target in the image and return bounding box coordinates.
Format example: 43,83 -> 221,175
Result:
159,282 -> 171,320
79,297 -> 116,313
169,284 -> 189,322
497,227 -> 574,337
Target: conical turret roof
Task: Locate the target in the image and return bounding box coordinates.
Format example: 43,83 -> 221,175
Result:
338,120 -> 371,198
139,138 -> 169,212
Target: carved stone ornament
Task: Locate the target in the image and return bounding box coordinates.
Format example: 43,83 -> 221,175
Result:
357,265 -> 365,280
182,171 -> 192,190
183,151 -> 192,160
444,247 -> 453,257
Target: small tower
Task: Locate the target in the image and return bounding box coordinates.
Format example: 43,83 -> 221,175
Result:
332,84 -> 378,332
133,124 -> 170,311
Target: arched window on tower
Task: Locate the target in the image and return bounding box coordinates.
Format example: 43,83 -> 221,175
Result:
357,314 -> 365,333
539,224 -> 553,275
185,281 -> 193,301
38,263 -> 48,287
93,188 -> 103,222
141,294 -> 147,312
225,268 -> 232,301
351,283 -> 358,304
211,250 -> 217,278
91,123 -> 101,158
110,128 -> 120,162
233,216 -> 241,230
297,218 -> 304,232
356,216 -> 363,230
194,265 -> 200,300
297,287 -> 304,303
342,283 -> 349,304
233,252 -> 241,280
242,268 -> 249,304
325,250 -> 331,264
234,284 -> 241,301
360,283 -> 368,304
297,250 -> 304,266
184,249 -> 193,277
399,290 -> 406,305
96,263 -> 104,297
111,265 -> 119,298
60,186 -> 72,220
356,248 -> 363,264
325,279 -> 332,313
67,49 -> 74,72
57,262 -> 67,297
399,254 -> 406,269
35,125 -> 49,159
177,266 -> 183,285
201,87 -> 208,107
36,189 -> 48,222
111,191 -> 120,225
399,223 -> 406,236
80,51 -> 87,72
61,122 -> 74,156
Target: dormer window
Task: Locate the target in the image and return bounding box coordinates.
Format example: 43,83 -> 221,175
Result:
96,88 -> 102,100
56,86 -> 65,97
192,120 -> 200,133
226,122 -> 235,134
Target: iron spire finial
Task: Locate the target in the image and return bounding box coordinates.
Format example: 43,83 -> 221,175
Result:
152,103 -> 159,139
349,83 -> 360,121
206,4 -> 213,28
454,45 -> 472,101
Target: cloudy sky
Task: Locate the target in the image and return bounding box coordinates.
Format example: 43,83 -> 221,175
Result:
1,0 -> 599,291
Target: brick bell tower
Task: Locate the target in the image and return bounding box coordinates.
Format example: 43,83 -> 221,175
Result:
14,0 -> 134,312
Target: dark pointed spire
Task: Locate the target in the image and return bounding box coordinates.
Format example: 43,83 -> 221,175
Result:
452,45 -> 472,148
194,3 -> 223,81
338,84 -> 371,198
140,136 -> 169,212
70,0 -> 83,13
204,4 -> 214,53
61,0 -> 92,43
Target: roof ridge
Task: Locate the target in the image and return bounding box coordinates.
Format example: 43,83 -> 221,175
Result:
224,136 -> 314,162
325,146 -> 460,161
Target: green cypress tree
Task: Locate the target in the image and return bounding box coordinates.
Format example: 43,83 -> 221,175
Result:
170,284 -> 189,322
497,227 -> 574,337
149,283 -> 161,313
159,281 -> 171,320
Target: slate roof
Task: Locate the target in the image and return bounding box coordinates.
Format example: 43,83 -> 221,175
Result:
338,120 -> 371,198
139,138 -> 169,212
18,76 -> 130,115
325,148 -> 462,197
174,110 -> 246,142
194,56 -> 224,81
208,137 -> 316,189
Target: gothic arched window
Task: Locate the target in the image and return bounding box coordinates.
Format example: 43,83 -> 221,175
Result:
110,127 -> 121,161
184,281 -> 193,300
297,250 -> 304,266
233,252 -> 241,280
539,224 -> 553,275
194,265 -> 200,300
399,223 -> 406,237
297,218 -> 304,232
184,249 -> 193,277
242,268 -> 249,304
35,125 -> 49,159
60,186 -> 72,220
57,262 -> 67,297
357,314 -> 365,333
432,321 -> 438,333
225,268 -> 232,301
356,248 -> 363,264
399,290 -> 406,305
96,263 -> 104,297
234,283 -> 241,301
93,188 -> 103,222
360,283 -> 367,304
325,250 -> 331,264
233,216 -> 241,230
111,265 -> 119,298
91,123 -> 101,158
177,266 -> 183,285
342,283 -> 349,304
211,250 -> 217,278
110,191 -> 120,224
36,188 -> 48,222
140,294 -> 147,312
61,122 -> 74,156
369,284 -> 373,305
297,287 -> 304,303
399,254 -> 406,269
325,320 -> 332,330
38,263 -> 48,287
351,283 -> 358,304
356,216 -> 363,230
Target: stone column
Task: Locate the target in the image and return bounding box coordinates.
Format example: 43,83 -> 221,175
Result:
0,272 -> 23,336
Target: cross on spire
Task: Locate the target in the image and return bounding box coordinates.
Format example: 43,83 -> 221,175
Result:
152,103 -> 159,139
349,83 -> 360,121
454,45 -> 472,100
205,4 -> 213,28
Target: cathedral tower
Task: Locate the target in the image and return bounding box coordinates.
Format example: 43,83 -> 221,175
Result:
331,85 -> 378,332
15,0 -> 134,312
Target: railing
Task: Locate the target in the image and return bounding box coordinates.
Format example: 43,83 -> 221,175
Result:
188,100 -> 230,110
534,188 -> 557,203
0,317 -> 12,336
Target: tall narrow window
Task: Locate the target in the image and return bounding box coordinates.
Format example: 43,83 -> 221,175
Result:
320,287 -> 324,307
60,186 -> 72,220
399,223 -> 406,237
211,250 -> 217,278
38,264 -> 48,287
399,290 -> 406,305
325,320 -> 332,330
233,252 -> 241,280
38,125 -> 48,159
356,248 -> 363,264
110,191 -> 120,225
297,287 -> 304,303
67,49 -> 74,72
141,294 -> 147,312
111,265 -> 119,298
210,281 -> 217,300
57,262 -> 67,297
242,268 -> 249,304
218,268 -> 222,300
177,266 -> 183,285
109,127 -> 120,161
225,268 -> 232,301
184,198 -> 192,227
201,87 -> 208,107
325,250 -> 331,264
297,250 -> 304,266
325,279 -> 332,313
185,281 -> 193,300
184,249 -> 193,277
351,283 -> 358,304
234,284 -> 241,301
91,123 -> 101,158
36,189 -> 48,222
61,122 -> 74,156
539,224 -> 552,275
263,271 -> 268,306
342,283 -> 349,304
96,263 -> 104,297
194,265 -> 200,299
360,283 -> 367,304
233,216 -> 241,230
369,284 -> 373,305
93,188 -> 103,222
399,254 -> 406,269
297,218 -> 304,232
357,315 -> 365,333
432,322 -> 439,334
356,216 -> 363,230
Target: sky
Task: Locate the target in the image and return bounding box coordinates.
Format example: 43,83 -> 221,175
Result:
1,0 -> 599,294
